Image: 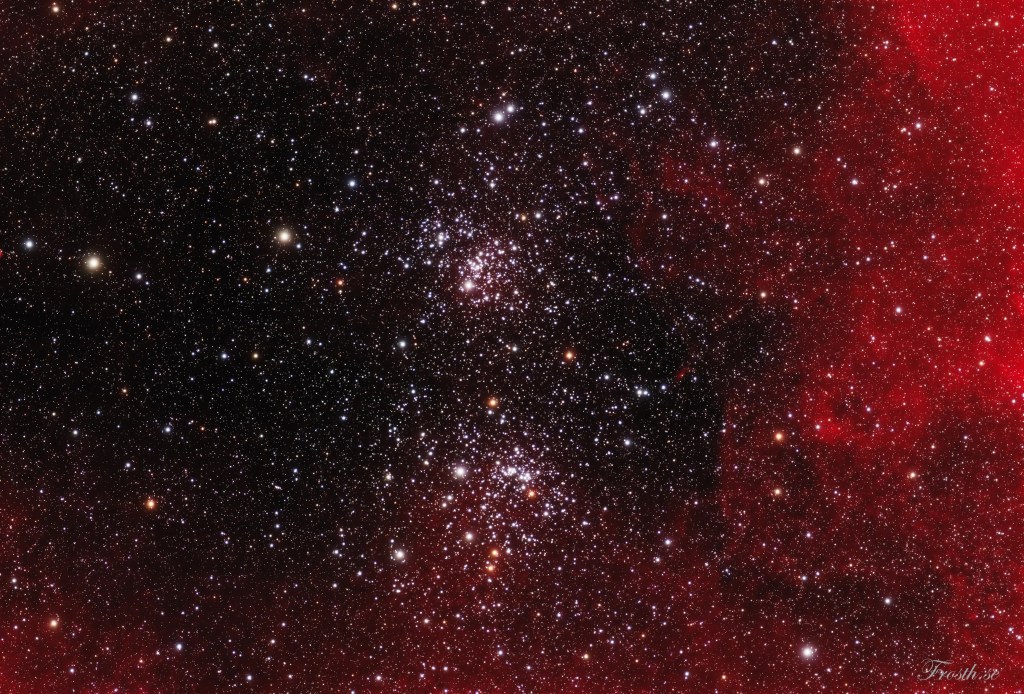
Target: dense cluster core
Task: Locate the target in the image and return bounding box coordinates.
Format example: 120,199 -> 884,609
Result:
1,2 -> 1022,691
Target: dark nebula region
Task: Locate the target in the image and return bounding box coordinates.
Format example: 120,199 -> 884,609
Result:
1,1 -> 1022,691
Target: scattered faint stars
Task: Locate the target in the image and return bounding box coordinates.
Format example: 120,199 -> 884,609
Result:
1,2 -> 1018,692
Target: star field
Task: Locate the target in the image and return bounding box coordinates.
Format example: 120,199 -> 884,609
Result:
1,1 -> 1023,691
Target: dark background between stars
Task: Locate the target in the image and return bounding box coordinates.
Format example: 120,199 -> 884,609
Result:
1,1 -> 1021,691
